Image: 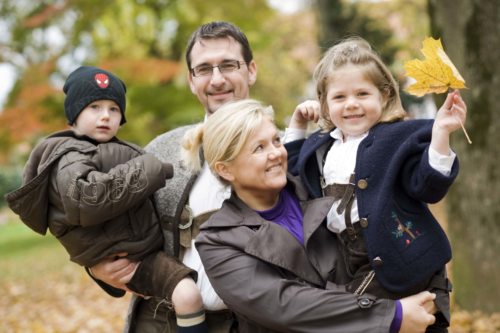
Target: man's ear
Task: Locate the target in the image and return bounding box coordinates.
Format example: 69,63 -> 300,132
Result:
188,72 -> 196,94
247,60 -> 257,86
214,161 -> 234,182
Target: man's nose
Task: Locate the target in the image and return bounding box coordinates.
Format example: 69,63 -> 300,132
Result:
210,67 -> 226,85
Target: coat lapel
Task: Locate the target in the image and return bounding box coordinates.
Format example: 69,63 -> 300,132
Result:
245,222 -> 325,287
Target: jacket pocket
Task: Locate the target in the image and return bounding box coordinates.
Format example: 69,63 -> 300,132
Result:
381,198 -> 438,265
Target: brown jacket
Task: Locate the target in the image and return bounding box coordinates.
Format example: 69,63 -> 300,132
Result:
6,130 -> 171,267
196,180 -> 396,333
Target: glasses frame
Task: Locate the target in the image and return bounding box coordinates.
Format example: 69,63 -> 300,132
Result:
190,60 -> 247,77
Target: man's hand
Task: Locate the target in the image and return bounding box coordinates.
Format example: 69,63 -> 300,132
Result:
90,252 -> 139,292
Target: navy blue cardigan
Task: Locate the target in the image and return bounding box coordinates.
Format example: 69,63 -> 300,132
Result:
285,119 -> 458,292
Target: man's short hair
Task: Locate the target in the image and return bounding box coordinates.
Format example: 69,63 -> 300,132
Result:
185,21 -> 253,70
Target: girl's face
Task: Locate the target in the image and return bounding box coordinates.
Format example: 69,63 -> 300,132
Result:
325,64 -> 384,137
72,100 -> 122,142
218,117 -> 287,210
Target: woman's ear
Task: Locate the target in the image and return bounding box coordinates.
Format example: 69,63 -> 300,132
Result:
214,161 -> 234,182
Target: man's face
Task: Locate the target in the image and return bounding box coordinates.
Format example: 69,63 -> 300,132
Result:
188,37 -> 257,115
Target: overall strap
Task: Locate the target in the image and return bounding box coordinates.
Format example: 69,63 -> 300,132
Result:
179,207 -> 218,253
322,173 -> 357,239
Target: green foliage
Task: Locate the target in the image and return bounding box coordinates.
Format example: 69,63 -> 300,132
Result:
121,78 -> 204,145
0,219 -> 52,259
0,0 -> 314,154
0,166 -> 22,208
315,0 -> 398,65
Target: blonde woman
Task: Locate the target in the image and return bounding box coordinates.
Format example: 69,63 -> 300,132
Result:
182,99 -> 438,333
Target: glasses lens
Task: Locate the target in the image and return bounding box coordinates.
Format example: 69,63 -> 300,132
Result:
219,60 -> 240,73
193,65 -> 212,76
192,60 -> 244,77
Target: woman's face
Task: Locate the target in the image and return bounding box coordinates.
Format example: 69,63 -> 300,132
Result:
219,117 -> 287,209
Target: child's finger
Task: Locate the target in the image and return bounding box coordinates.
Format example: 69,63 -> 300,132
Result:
443,91 -> 455,110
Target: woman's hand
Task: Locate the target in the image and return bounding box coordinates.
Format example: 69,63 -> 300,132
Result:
289,99 -> 321,130
399,291 -> 437,333
89,252 -> 139,292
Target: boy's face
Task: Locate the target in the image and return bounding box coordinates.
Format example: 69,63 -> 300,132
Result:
72,100 -> 122,143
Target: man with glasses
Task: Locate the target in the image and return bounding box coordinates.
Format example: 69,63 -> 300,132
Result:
89,21 -> 256,333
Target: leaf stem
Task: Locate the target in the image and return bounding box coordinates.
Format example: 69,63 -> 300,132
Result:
455,111 -> 472,144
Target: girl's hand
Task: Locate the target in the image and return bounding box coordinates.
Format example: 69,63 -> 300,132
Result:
399,291 -> 437,333
289,100 -> 321,130
90,252 -> 139,292
431,90 -> 467,154
434,90 -> 467,135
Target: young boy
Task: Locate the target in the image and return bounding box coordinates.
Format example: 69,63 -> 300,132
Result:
6,66 -> 208,333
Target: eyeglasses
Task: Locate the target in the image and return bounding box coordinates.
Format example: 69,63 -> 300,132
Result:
190,60 -> 247,77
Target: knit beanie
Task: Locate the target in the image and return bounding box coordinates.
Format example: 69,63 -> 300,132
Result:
63,66 -> 127,125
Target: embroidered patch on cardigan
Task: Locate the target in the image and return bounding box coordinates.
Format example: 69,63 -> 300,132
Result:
391,211 -> 422,246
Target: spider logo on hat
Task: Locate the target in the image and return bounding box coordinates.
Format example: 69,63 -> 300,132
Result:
94,73 -> 110,88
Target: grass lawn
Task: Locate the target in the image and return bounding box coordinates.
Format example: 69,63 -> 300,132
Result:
0,208 -> 131,333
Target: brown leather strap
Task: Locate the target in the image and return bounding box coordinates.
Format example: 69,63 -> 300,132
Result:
179,207 -> 217,249
323,174 -> 357,239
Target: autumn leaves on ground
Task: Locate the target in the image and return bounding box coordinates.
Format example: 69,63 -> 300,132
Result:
1,208 -> 498,333
1,209 -> 131,332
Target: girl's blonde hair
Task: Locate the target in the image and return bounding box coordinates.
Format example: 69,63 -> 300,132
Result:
314,36 -> 406,131
181,99 -> 274,180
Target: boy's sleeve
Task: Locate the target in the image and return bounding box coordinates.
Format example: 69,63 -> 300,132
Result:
57,152 -> 172,227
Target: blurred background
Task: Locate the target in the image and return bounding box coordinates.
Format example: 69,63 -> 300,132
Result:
0,0 -> 498,332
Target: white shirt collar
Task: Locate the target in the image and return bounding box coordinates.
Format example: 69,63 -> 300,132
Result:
330,128 -> 368,143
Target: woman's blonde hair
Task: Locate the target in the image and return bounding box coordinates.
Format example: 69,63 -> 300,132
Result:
181,99 -> 274,181
314,36 -> 406,131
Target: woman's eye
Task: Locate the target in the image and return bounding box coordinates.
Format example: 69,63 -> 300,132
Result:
253,145 -> 263,153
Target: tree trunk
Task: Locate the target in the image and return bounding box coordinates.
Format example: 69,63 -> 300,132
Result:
428,0 -> 500,313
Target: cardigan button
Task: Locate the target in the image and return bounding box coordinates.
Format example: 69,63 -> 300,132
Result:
372,256 -> 383,267
357,179 -> 368,189
360,218 -> 368,228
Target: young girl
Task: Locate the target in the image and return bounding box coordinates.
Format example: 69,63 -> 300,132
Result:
182,98 -> 441,333
284,37 -> 466,332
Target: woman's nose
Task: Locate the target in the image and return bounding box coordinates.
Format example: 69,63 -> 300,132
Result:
268,146 -> 283,159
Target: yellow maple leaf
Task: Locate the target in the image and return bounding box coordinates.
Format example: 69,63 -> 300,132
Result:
404,37 -> 466,97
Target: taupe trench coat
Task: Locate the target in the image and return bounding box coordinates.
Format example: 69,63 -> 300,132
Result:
196,180 -> 396,333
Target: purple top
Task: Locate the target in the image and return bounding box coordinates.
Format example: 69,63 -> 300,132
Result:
257,187 -> 304,244
390,300 -> 403,333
